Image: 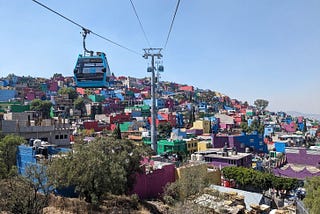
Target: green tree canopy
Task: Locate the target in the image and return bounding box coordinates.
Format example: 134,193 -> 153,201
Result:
112,123 -> 122,139
30,99 -> 52,119
53,73 -> 63,78
222,166 -> 299,192
58,87 -> 78,100
250,119 -> 264,134
0,164 -> 51,213
0,135 -> 25,179
304,176 -> 320,213
254,99 -> 269,112
74,97 -> 86,116
47,137 -> 152,204
158,122 -> 172,139
163,164 -> 211,204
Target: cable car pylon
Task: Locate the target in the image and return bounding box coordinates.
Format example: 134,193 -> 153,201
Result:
143,48 -> 164,153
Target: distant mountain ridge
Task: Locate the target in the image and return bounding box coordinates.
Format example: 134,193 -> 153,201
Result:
287,111 -> 320,121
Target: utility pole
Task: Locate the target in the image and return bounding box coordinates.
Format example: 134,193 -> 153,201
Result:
143,48 -> 163,154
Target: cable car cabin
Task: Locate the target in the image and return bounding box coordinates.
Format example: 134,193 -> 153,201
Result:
74,52 -> 111,88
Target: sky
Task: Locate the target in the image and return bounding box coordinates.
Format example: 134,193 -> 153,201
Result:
0,0 -> 320,115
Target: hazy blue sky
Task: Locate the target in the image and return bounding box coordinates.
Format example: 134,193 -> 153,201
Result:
1,0 -> 319,114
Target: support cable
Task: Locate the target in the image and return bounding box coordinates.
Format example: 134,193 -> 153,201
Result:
129,0 -> 151,48
163,0 -> 181,50
32,0 -> 141,56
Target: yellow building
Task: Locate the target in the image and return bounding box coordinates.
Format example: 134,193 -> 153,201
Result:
197,140 -> 212,152
192,120 -> 211,134
185,138 -> 198,155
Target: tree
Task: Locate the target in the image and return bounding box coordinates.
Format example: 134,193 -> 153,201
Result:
58,87 -> 78,101
112,123 -> 122,139
222,166 -> 298,193
158,122 -> 172,139
163,164 -> 210,203
47,137 -> 152,204
0,164 -> 51,214
240,122 -> 251,134
0,135 -> 25,179
250,119 -> 264,134
254,99 -> 269,113
304,176 -> 320,213
74,97 -> 86,116
30,99 -> 52,119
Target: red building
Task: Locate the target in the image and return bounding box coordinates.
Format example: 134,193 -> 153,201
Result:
179,85 -> 194,92
106,113 -> 131,124
83,121 -> 109,132
158,112 -> 176,127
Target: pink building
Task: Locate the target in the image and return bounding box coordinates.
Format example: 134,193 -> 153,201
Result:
281,121 -> 297,133
131,159 -> 175,199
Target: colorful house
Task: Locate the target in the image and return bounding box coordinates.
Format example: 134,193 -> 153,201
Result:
131,159 -> 175,199
185,138 -> 198,155
156,139 -> 187,155
158,112 -> 176,127
212,133 -> 268,154
214,113 -> 234,131
285,147 -> 320,166
197,140 -> 212,152
197,148 -> 252,168
281,121 -> 297,133
178,85 -> 194,92
0,89 -> 16,102
192,120 -> 211,134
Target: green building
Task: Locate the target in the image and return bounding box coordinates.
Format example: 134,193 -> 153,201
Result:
88,94 -> 105,102
139,105 -> 151,117
119,122 -> 132,132
144,139 -> 187,155
10,104 -> 30,113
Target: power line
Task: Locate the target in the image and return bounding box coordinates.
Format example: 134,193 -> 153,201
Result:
31,0 -> 141,56
164,0 -> 181,50
129,0 -> 151,48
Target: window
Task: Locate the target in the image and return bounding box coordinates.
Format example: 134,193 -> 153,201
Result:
55,135 -> 59,139
250,139 -> 254,143
228,160 -> 236,165
259,141 -> 263,146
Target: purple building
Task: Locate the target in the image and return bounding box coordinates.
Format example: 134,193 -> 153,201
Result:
212,133 -> 268,154
272,147 -> 320,180
286,147 -> 320,166
197,148 -> 252,168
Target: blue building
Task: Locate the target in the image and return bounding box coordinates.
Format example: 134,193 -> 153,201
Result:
212,132 -> 268,154
143,98 -> 165,109
264,125 -> 274,138
198,102 -> 208,113
0,89 -> 16,102
0,80 -> 9,87
16,144 -> 76,197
